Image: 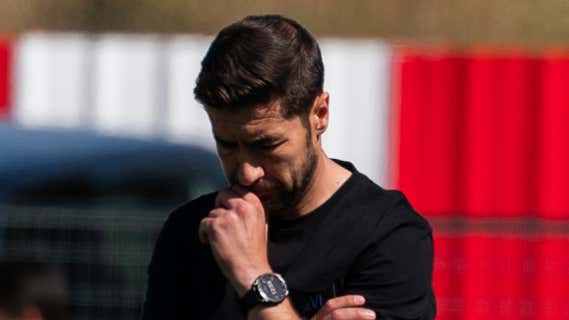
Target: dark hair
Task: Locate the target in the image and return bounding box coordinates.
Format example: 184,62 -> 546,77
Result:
0,259 -> 69,320
194,14 -> 324,118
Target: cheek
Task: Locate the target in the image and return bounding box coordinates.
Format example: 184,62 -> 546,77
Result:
263,156 -> 299,186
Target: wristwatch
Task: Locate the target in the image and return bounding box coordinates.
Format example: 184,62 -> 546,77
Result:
240,273 -> 289,312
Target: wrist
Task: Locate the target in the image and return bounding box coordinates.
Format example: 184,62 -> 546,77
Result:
240,272 -> 290,315
233,264 -> 273,297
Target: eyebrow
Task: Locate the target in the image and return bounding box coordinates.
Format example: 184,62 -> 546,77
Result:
213,134 -> 283,145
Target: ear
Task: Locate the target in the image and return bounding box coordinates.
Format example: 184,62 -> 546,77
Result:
311,92 -> 330,138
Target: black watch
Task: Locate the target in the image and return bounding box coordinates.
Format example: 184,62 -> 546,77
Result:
240,273 -> 289,312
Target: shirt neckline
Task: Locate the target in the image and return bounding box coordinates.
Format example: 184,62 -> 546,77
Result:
268,159 -> 360,231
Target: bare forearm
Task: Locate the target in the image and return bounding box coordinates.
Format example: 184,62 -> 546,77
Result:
248,295 -> 377,320
247,298 -> 302,320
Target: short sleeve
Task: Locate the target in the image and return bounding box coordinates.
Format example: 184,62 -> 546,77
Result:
343,199 -> 436,320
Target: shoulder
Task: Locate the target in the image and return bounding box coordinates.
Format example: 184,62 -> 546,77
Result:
340,175 -> 436,318
154,191 -> 218,247
149,191 -> 218,267
165,191 -> 218,226
339,172 -> 432,242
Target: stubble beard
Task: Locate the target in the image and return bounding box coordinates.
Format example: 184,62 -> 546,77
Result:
268,116 -> 319,217
269,138 -> 318,218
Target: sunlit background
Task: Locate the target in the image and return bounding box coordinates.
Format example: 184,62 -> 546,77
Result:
1,1 -> 569,319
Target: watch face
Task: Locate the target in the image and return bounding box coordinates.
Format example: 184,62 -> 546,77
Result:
256,273 -> 288,303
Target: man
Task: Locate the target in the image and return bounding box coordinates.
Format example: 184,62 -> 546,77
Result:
142,15 -> 436,320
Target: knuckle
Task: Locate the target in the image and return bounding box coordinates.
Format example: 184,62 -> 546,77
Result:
226,211 -> 240,222
244,192 -> 258,202
234,201 -> 247,213
199,219 -> 213,236
210,218 -> 223,230
208,209 -> 219,217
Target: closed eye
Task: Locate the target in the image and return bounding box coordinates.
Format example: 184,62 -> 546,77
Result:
255,140 -> 286,151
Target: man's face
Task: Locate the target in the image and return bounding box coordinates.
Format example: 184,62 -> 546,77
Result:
206,101 -> 318,216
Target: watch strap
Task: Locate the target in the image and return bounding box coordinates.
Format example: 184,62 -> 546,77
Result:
241,286 -> 266,312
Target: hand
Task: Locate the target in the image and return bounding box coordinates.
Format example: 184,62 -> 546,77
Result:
311,295 -> 376,320
199,185 -> 272,296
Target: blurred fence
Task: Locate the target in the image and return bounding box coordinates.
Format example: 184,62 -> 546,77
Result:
0,205 -> 168,320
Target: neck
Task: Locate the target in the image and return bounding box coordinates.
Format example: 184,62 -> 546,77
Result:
290,152 -> 352,218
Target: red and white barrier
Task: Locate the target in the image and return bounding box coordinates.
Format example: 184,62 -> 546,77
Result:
2,33 -> 569,320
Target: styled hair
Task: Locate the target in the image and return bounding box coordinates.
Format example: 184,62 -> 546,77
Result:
194,14 -> 324,118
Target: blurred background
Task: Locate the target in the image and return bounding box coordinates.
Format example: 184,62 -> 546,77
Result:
1,1 -> 569,320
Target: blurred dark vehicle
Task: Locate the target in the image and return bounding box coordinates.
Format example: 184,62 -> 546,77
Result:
0,124 -> 226,320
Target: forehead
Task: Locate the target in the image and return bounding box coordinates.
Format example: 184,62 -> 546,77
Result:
207,102 -> 301,138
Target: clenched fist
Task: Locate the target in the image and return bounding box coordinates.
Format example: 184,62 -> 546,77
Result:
199,185 -> 272,296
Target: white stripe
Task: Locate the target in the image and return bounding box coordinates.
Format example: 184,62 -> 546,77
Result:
163,35 -> 216,150
320,39 -> 392,187
14,33 -> 91,129
92,35 -> 162,138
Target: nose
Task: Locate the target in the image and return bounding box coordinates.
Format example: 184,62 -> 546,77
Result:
237,161 -> 264,186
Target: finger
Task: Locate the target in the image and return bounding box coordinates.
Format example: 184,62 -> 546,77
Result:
231,184 -> 262,204
198,217 -> 213,244
214,189 -> 229,208
319,295 -> 366,314
320,307 -> 376,320
208,208 -> 225,218
230,184 -> 249,197
218,187 -> 263,217
215,188 -> 241,209
231,185 -> 266,217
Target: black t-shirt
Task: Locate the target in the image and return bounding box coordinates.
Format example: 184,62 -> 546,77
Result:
142,161 -> 436,319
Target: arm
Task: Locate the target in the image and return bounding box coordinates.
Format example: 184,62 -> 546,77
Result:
343,199 -> 436,320
249,295 -> 377,320
199,186 -> 377,320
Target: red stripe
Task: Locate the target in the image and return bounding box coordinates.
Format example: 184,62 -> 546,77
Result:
0,37 -> 12,119
396,51 -> 426,210
493,56 -> 538,216
418,54 -> 465,215
395,49 -> 569,219
537,56 -> 569,219
461,54 -> 501,216
396,49 -> 467,215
